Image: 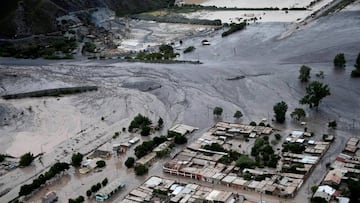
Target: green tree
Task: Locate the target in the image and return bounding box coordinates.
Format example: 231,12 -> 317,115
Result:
157,117 -> 164,128
140,125 -> 151,136
273,101 -> 288,123
102,178 -> 108,187
249,121 -> 257,126
328,120 -> 337,129
236,155 -> 255,169
290,108 -> 306,121
233,110 -> 243,119
311,185 -> 318,194
275,134 -> 281,140
71,153 -> 83,167
333,53 -> 346,67
0,154 -> 5,163
213,106 -> 223,117
355,52 -> 360,69
174,134 -> 187,144
351,52 -> 360,77
125,157 -> 135,168
300,81 -> 331,109
134,164 -> 148,175
86,190 -> 92,197
96,160 -> 106,168
348,178 -> 360,202
19,152 -> 34,167
299,65 -> 311,82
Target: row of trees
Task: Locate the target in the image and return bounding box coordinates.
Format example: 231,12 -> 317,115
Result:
86,178 -> 108,197
19,162 -> 70,196
273,80 -> 330,123
213,107 -> 243,119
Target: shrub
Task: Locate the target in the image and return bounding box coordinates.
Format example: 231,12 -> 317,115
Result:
183,46 -> 195,53
249,121 -> 257,126
174,134 -> 187,144
125,157 -> 135,168
96,160 -> 106,168
19,152 -> 34,167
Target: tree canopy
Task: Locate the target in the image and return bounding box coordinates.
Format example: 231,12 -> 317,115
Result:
134,164 -> 148,176
213,107 -> 223,117
333,53 -> 346,67
300,81 -> 330,109
233,110 -> 243,119
273,101 -> 288,123
299,65 -> 311,82
19,152 -> 34,167
71,153 -> 83,167
125,157 -> 135,168
290,108 -> 306,121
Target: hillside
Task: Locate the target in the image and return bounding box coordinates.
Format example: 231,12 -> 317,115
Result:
0,0 -> 174,38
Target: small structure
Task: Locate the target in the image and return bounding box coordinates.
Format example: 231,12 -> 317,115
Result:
96,178 -> 125,201
89,150 -> 111,159
201,39 -> 210,45
313,185 -> 337,202
112,144 -> 121,152
129,137 -> 140,145
42,191 -> 58,203
169,124 -> 198,136
135,152 -> 157,167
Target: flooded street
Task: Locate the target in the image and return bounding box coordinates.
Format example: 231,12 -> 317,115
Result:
0,7 -> 360,203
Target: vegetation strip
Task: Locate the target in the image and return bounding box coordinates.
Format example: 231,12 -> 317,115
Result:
2,86 -> 98,100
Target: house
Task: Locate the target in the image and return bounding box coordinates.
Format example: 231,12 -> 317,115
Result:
169,124 -> 198,136
323,169 -> 343,185
95,178 -> 125,201
42,191 -> 58,203
135,152 -> 157,167
313,185 -> 337,202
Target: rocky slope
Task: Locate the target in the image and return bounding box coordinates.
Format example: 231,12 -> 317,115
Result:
0,0 -> 173,38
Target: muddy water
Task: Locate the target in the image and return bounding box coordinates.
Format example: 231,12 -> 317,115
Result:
0,9 -> 360,203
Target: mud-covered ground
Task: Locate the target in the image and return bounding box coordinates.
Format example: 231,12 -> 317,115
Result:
0,7 -> 359,203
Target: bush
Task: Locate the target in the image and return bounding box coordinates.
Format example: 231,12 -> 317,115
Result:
125,157 -> 135,168
19,152 -> 34,167
328,120 -> 337,129
183,46 -> 195,53
134,164 -> 148,175
249,121 -> 257,126
233,110 -> 243,119
71,153 -> 83,167
84,42 -> 96,53
282,143 -> 305,154
222,22 -> 246,37
96,160 -> 106,168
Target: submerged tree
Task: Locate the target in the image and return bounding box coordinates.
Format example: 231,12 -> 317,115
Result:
19,152 -> 34,167
290,108 -> 306,121
299,65 -> 311,82
273,101 -> 288,123
213,107 -> 223,117
333,53 -> 346,68
233,110 -> 243,119
300,81 -> 331,110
